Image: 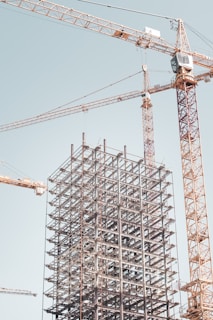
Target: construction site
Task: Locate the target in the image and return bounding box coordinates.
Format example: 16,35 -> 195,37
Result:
0,1 -> 213,320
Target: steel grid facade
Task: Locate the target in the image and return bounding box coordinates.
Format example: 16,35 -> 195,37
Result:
43,141 -> 179,319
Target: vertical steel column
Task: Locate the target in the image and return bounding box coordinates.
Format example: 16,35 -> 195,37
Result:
117,153 -> 124,319
94,146 -> 100,320
79,144 -> 84,320
138,159 -> 147,320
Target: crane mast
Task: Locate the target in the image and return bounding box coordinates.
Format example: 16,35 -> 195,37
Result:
172,20 -> 213,320
141,65 -> 155,165
1,1 -> 213,319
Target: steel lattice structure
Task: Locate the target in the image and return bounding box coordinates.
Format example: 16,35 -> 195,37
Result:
43,138 -> 179,320
176,81 -> 213,319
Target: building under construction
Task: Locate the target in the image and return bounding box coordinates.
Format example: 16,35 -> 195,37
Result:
43,137 -> 179,319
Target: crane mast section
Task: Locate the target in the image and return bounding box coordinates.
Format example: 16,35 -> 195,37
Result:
142,65 -> 155,165
176,83 -> 213,319
1,0 -> 213,70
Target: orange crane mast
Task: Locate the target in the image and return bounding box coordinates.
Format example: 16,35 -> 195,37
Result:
1,1 -> 213,319
141,64 -> 155,166
172,21 -> 213,320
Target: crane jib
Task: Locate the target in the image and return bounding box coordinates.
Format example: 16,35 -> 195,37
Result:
1,0 -> 213,69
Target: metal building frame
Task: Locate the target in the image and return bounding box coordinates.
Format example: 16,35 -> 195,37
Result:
43,138 -> 179,320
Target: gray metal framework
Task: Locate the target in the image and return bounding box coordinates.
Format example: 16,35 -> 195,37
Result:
43,139 -> 179,319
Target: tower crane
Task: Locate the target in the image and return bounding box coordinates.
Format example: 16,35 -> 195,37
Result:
1,1 -> 213,319
0,171 -> 44,298
0,172 -> 46,296
0,287 -> 37,297
0,175 -> 46,195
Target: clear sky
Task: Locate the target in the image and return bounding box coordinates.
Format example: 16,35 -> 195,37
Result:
0,0 -> 213,319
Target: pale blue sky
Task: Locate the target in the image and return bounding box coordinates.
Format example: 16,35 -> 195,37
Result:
0,0 -> 213,319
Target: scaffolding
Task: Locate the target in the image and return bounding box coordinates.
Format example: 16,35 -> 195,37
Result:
43,137 -> 179,320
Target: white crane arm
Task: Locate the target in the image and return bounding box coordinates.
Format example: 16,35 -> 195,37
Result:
0,175 -> 47,195
1,0 -> 175,55
0,90 -> 144,131
2,0 -> 213,69
0,287 -> 37,296
0,71 -> 212,132
0,85 -> 174,132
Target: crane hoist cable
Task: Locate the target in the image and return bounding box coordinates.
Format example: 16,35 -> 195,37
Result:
74,0 -> 177,21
